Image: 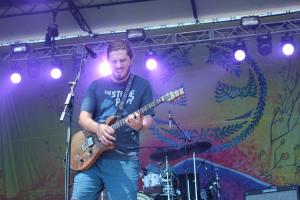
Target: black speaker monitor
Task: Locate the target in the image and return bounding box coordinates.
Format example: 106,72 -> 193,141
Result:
244,185 -> 299,200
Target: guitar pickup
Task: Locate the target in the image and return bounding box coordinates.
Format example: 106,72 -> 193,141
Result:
81,136 -> 94,151
86,137 -> 94,148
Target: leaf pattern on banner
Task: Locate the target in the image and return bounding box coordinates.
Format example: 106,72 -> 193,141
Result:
205,45 -> 267,153
158,47 -> 193,82
206,44 -> 241,77
199,121 -> 247,140
215,70 -> 257,102
227,109 -> 254,121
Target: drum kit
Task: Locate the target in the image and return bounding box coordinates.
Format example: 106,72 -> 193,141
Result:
138,141 -> 221,200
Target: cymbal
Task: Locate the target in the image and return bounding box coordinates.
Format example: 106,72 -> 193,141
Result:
180,142 -> 211,155
150,148 -> 183,161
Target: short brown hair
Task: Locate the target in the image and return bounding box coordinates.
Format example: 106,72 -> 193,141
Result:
107,40 -> 133,59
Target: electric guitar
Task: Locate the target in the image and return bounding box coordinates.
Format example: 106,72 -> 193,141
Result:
70,88 -> 185,171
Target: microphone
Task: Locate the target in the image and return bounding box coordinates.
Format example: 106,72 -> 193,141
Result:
168,110 -> 172,128
84,45 -> 97,58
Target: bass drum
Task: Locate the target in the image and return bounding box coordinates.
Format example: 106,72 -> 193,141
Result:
137,192 -> 153,200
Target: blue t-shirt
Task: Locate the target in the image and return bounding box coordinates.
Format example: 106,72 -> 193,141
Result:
81,74 -> 155,160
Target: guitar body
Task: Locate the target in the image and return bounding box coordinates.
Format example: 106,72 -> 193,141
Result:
70,88 -> 184,171
70,116 -> 116,171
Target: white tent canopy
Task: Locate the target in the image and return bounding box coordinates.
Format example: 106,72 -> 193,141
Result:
0,0 -> 300,44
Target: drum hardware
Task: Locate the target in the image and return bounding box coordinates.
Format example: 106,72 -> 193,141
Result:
142,172 -> 163,195
165,154 -> 171,200
137,192 -> 154,200
207,167 -> 220,200
167,110 -> 212,200
142,110 -> 218,200
150,148 -> 184,162
193,152 -> 198,200
179,142 -> 212,156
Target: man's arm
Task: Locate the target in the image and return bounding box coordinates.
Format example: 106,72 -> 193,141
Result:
79,111 -> 115,145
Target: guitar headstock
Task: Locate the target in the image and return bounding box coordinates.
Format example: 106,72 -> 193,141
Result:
163,88 -> 185,102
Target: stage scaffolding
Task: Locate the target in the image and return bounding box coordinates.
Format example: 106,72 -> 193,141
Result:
1,17 -> 300,61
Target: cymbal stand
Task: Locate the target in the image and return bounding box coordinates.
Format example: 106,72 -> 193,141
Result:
209,167 -> 220,200
168,110 -> 192,200
165,155 -> 170,200
193,152 -> 198,200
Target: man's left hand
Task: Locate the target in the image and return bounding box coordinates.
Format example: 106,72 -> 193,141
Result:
125,112 -> 143,131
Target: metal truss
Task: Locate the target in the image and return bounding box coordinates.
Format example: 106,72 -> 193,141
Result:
0,0 -> 157,18
1,17 -> 300,61
68,0 -> 93,34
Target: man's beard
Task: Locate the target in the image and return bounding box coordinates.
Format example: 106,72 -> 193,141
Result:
112,67 -> 131,81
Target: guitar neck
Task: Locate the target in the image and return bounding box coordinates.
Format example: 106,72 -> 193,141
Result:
111,96 -> 165,130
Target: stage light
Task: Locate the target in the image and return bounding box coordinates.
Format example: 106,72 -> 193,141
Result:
99,60 -> 112,76
145,51 -> 158,70
146,58 -> 158,70
241,16 -> 260,28
282,43 -> 295,56
10,73 -> 22,84
10,43 -> 30,53
234,50 -> 246,62
281,35 -> 295,56
233,40 -> 247,61
45,23 -> 59,46
257,34 -> 272,56
126,28 -> 146,42
50,67 -> 62,79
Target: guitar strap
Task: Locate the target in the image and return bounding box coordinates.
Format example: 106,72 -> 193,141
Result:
115,73 -> 135,119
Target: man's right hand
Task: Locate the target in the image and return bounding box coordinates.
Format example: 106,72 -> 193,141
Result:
79,111 -> 116,146
96,124 -> 116,146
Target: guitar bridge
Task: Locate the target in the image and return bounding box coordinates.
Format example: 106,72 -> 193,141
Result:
81,136 -> 94,151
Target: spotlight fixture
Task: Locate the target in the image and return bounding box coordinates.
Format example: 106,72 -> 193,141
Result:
45,23 -> 59,46
233,40 -> 247,62
10,43 -> 30,53
50,67 -> 62,79
47,23 -> 59,38
126,28 -> 146,42
10,65 -> 23,84
257,33 -> 272,56
50,58 -> 63,79
145,50 -> 158,70
281,34 -> 295,56
10,73 -> 22,84
241,16 -> 260,28
45,11 -> 59,46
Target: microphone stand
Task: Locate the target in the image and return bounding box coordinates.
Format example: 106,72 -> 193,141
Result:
169,111 -> 192,200
60,47 -> 89,200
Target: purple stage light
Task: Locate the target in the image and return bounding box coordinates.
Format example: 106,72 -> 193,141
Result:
10,73 -> 22,84
282,43 -> 294,56
50,67 -> 62,79
99,60 -> 112,76
146,58 -> 158,70
234,50 -> 246,61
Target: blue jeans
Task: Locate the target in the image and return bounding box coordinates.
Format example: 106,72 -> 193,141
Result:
71,159 -> 139,200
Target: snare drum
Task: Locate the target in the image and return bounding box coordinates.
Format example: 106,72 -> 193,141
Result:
137,192 -> 153,200
142,172 -> 163,195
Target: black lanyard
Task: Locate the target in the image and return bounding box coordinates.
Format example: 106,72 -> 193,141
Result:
115,74 -> 135,119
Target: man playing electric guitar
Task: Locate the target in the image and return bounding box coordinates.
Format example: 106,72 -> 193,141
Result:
71,40 -> 155,200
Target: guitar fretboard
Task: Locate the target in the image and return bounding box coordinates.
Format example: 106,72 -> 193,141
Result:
111,96 -> 165,130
